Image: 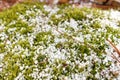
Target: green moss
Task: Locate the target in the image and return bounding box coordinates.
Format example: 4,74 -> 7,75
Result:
34,31 -> 54,46
90,20 -> 101,28
92,9 -> 104,19
51,59 -> 71,78
37,54 -> 48,71
64,7 -> 86,21
37,54 -> 46,62
20,26 -> 33,34
78,67 -> 84,73
34,32 -> 50,42
0,1 -> 120,80
1,53 -> 20,80
8,20 -> 27,28
50,14 -> 64,25
0,3 -> 28,24
58,3 -> 70,9
50,7 -> 104,25
6,20 -> 33,34
18,40 -> 30,49
0,2 -> 46,26
0,43 -> 6,53
23,67 -> 34,80
51,7 -> 86,25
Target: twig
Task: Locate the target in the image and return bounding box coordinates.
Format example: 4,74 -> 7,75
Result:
107,39 -> 120,56
111,53 -> 120,63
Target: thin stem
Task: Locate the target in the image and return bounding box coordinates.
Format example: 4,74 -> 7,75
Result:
111,53 -> 120,63
107,39 -> 120,56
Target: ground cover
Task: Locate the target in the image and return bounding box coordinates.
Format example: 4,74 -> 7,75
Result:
0,2 -> 120,80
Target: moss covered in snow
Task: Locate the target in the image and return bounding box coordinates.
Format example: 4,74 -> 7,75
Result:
0,2 -> 120,80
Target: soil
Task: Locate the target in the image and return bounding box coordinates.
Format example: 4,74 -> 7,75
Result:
0,0 -> 23,11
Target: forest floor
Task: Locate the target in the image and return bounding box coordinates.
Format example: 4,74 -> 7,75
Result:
0,0 -> 120,11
